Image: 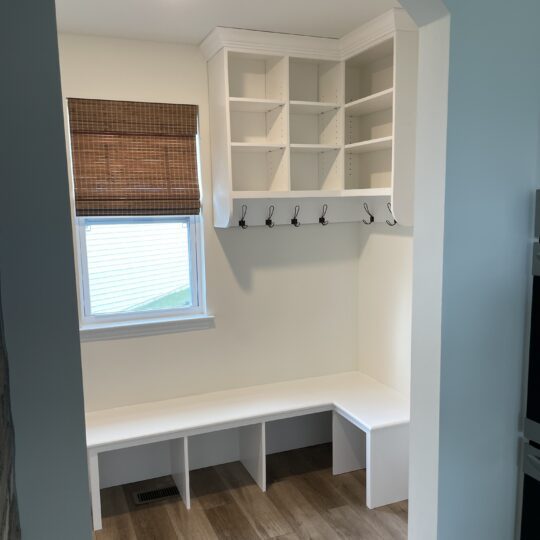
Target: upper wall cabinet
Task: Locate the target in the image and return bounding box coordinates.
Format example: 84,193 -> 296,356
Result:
201,9 -> 418,228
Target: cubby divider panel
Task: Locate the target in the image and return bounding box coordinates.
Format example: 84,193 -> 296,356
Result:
332,412 -> 366,475
170,437 -> 190,509
239,423 -> 266,492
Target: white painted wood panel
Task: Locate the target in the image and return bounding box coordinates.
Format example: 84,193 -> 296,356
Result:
88,451 -> 102,531
208,49 -> 233,227
239,423 -> 266,491
391,29 -> 419,226
366,424 -> 409,508
170,437 -> 190,509
332,411 -> 366,475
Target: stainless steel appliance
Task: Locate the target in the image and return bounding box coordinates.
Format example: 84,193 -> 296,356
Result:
520,191 -> 540,539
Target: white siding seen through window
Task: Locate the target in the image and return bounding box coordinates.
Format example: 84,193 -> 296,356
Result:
81,218 -> 194,316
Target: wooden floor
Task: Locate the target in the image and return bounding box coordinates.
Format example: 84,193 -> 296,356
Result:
94,444 -> 408,540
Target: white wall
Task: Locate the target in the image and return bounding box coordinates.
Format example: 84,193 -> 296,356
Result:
58,34 -> 362,412
357,225 -> 413,397
57,34 -> 412,416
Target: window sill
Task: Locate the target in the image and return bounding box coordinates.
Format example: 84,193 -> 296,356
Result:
79,314 -> 215,342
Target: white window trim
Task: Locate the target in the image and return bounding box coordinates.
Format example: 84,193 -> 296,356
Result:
79,313 -> 215,342
75,215 -> 213,341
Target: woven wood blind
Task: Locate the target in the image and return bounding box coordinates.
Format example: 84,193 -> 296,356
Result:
67,98 -> 200,216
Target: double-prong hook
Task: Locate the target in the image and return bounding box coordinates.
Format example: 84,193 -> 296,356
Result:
239,204 -> 248,229
319,204 -> 329,226
291,205 -> 301,227
362,202 -> 374,225
386,202 -> 397,226
265,205 -> 275,228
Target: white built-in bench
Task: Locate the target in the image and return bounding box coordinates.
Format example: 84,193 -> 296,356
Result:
86,372 -> 409,531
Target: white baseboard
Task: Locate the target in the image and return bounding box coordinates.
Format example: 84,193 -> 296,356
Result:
99,411 -> 332,489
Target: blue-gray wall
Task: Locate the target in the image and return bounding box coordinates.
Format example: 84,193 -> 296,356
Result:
0,1 -> 92,538
439,0 -> 540,538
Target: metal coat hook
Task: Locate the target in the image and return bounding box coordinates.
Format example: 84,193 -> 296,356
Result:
362,202 -> 374,225
265,205 -> 275,228
385,202 -> 397,226
291,205 -> 301,227
239,204 -> 248,229
319,204 -> 329,226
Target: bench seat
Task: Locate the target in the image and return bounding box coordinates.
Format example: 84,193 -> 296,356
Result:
86,371 -> 409,531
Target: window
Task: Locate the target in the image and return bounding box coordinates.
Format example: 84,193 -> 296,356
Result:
78,216 -> 202,322
67,98 -> 209,336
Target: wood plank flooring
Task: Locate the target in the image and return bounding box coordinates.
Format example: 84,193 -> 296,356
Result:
94,444 -> 408,540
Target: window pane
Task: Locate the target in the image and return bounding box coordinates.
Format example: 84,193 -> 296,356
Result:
84,220 -> 193,315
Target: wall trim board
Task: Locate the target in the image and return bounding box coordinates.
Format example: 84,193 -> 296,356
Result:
407,14 -> 450,540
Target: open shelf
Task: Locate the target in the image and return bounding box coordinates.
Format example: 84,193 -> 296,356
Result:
232,190 -> 341,199
345,39 -> 394,104
229,97 -> 285,113
342,187 -> 392,197
290,101 -> 339,115
290,148 -> 342,191
345,107 -> 392,145
229,103 -> 286,144
290,58 -> 341,103
345,136 -> 392,154
345,88 -> 393,116
228,52 -> 286,100
231,146 -> 288,192
291,144 -> 340,153
232,188 -> 389,199
231,142 -> 286,153
345,147 -> 392,190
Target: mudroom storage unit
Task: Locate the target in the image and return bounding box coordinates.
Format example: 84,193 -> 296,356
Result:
201,9 -> 418,228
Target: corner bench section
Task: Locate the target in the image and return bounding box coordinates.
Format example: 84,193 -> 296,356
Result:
86,372 -> 409,531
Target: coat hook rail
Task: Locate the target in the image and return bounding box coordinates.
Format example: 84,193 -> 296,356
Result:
265,205 -> 275,228
386,202 -> 397,226
291,205 -> 301,227
239,204 -> 248,229
362,202 -> 374,225
319,204 -> 329,226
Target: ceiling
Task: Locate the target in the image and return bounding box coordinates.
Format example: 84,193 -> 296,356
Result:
55,0 -> 400,45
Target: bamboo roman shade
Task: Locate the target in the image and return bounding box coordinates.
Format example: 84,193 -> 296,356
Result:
67,98 -> 200,216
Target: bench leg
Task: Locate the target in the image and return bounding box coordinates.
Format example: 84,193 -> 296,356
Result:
366,424 -> 409,509
332,411 -> 366,475
239,422 -> 266,491
88,451 -> 102,531
171,437 -> 190,509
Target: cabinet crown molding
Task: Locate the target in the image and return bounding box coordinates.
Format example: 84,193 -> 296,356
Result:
200,8 -> 415,61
